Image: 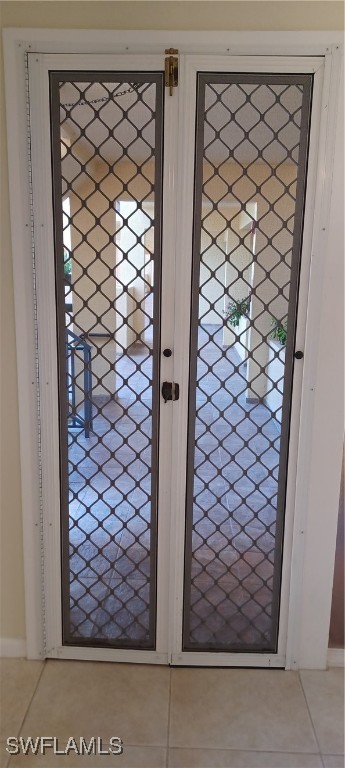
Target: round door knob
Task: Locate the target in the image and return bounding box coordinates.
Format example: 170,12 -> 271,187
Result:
163,348 -> 172,357
294,350 -> 304,359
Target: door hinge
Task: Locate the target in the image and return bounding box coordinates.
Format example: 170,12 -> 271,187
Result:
165,49 -> 178,96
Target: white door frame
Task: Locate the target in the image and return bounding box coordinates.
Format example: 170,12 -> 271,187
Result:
3,29 -> 343,668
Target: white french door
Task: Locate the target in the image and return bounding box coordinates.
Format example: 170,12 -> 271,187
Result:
28,51 -> 323,666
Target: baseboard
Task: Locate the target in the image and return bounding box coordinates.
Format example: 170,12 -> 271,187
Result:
0,638 -> 27,658
328,648 -> 345,667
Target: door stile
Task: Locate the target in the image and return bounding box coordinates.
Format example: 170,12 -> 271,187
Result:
155,72 -> 180,658
168,54 -> 199,662
28,53 -> 63,658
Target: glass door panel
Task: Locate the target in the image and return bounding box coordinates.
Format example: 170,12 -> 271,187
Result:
183,74 -> 312,652
50,73 -> 163,648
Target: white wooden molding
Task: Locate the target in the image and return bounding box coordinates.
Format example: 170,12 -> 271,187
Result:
2,29 -> 343,56
328,648 -> 345,668
0,639 -> 27,658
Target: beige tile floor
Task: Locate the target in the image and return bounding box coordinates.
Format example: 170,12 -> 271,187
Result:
0,660 -> 343,768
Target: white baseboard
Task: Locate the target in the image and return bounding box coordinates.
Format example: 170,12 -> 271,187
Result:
328,648 -> 345,667
0,638 -> 27,658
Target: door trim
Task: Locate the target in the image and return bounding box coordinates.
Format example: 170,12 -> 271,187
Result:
3,31 -> 343,667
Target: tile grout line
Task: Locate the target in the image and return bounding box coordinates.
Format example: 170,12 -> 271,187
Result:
165,745 -> 324,756
14,660 -> 47,738
298,670 -> 325,764
0,737 -> 328,759
166,666 -> 173,767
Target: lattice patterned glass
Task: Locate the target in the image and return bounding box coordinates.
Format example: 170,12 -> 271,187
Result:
50,74 -> 163,648
183,75 -> 312,652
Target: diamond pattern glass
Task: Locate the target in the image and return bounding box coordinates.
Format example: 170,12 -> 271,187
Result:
50,73 -> 163,648
183,74 -> 312,652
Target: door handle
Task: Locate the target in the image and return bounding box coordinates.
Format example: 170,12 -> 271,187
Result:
162,381 -> 180,403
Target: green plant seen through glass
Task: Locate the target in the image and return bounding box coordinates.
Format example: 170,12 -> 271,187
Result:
64,248 -> 72,277
270,317 -> 287,346
224,296 -> 250,328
